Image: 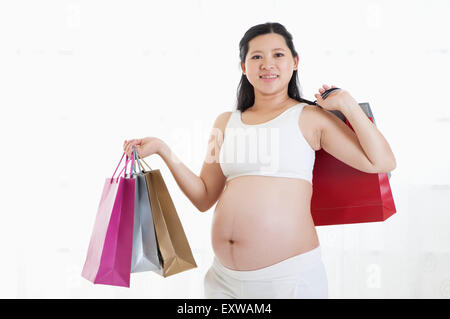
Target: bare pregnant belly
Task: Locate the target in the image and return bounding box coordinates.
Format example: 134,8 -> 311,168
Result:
211,176 -> 319,271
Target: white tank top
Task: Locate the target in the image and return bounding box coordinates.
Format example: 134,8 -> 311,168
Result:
219,102 -> 315,184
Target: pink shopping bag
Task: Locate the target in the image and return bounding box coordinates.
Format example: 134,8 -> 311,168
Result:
81,151 -> 136,287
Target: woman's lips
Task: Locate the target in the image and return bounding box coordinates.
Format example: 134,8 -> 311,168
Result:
260,75 -> 279,83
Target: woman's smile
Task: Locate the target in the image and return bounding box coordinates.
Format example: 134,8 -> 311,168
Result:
260,74 -> 279,83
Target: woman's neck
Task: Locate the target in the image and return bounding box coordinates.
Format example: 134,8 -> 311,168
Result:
251,95 -> 293,113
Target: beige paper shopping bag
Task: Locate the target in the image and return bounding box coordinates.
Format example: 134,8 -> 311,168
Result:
139,159 -> 197,277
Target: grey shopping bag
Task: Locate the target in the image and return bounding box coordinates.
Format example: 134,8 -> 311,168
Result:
130,147 -> 161,273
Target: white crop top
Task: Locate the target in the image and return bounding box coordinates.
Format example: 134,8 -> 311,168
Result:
219,102 -> 316,184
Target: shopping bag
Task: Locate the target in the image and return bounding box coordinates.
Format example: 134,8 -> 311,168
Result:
311,102 -> 396,226
139,159 -> 197,277
130,147 -> 161,273
81,151 -> 136,287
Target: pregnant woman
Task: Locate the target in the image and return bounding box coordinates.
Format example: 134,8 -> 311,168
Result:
123,22 -> 396,299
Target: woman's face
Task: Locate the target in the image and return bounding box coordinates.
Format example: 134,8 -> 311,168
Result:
241,33 -> 299,97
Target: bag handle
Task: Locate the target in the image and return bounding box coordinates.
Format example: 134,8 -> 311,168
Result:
119,152 -> 134,177
131,145 -> 153,172
111,152 -> 125,180
139,156 -> 152,171
110,150 -> 135,183
132,146 -> 144,174
297,87 -> 342,108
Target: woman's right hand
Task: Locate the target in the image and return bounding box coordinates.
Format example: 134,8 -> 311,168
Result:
123,137 -> 165,159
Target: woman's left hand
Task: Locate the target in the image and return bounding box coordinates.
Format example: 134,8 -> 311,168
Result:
314,84 -> 357,112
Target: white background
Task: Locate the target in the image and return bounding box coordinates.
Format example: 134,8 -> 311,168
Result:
0,0 -> 449,298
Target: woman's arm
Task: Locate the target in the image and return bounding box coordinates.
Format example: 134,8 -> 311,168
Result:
314,85 -> 396,173
157,142 -> 209,212
124,111 -> 229,213
157,111 -> 230,212
340,101 -> 396,172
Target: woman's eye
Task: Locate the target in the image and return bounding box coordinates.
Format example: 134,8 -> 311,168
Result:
252,53 -> 284,59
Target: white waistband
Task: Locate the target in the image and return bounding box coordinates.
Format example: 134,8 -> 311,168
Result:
212,245 -> 323,281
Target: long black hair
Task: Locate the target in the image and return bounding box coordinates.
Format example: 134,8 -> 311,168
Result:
236,22 -> 315,112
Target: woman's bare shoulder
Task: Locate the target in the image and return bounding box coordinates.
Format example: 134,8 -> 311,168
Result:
215,111 -> 233,128
209,111 -> 233,140
299,104 -> 323,151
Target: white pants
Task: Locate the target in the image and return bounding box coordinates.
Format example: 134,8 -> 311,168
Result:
204,246 -> 328,299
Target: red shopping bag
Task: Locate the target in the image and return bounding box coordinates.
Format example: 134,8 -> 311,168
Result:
310,103 -> 396,226
81,152 -> 136,287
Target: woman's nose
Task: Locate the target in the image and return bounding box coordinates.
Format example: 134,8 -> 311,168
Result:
261,58 -> 275,69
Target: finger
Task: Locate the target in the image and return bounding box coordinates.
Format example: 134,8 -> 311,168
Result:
318,88 -> 324,93
323,84 -> 330,90
125,141 -> 137,154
